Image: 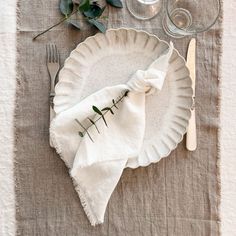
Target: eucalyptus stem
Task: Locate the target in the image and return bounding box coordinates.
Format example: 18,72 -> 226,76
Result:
85,91 -> 128,131
76,90 -> 129,142
75,119 -> 94,142
33,10 -> 79,40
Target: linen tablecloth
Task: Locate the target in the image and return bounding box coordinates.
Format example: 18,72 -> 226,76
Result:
13,1 -> 222,235
0,0 -> 235,236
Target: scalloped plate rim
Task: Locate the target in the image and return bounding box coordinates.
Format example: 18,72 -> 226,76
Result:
55,28 -> 193,169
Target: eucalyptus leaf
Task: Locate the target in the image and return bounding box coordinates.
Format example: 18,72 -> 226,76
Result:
112,99 -> 118,109
60,0 -> 74,17
102,107 -> 114,114
84,4 -> 105,19
124,90 -> 129,97
110,108 -> 114,114
68,19 -> 81,29
88,118 -> 95,125
92,105 -> 103,115
106,0 -> 123,8
86,130 -> 94,142
79,0 -> 90,12
78,131 -> 84,137
88,18 -> 106,33
88,118 -> 100,133
101,115 -> 108,127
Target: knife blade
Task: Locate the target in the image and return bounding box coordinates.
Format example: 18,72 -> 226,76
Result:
186,38 -> 197,151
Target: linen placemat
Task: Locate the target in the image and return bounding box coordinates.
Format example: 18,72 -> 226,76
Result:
15,0 -> 222,235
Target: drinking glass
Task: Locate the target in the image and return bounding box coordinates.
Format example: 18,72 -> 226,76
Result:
162,0 -> 221,38
126,0 -> 162,20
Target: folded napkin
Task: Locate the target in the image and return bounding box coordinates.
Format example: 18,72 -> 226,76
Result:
50,43 -> 174,226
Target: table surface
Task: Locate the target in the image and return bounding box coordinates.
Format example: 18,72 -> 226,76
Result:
0,1 -> 235,235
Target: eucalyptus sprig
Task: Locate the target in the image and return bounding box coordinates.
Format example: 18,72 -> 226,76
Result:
33,0 -> 123,40
75,89 -> 129,142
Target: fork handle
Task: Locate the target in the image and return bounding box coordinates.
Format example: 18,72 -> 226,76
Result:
49,96 -> 55,147
50,78 -> 56,94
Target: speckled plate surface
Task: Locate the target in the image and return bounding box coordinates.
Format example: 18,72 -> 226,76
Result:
54,28 -> 193,168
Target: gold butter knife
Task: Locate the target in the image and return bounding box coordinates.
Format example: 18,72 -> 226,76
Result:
186,38 -> 197,151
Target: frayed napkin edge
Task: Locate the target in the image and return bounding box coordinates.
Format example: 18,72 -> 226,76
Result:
49,120 -> 103,226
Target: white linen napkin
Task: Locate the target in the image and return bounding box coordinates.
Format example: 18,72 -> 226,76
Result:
50,43 -> 173,226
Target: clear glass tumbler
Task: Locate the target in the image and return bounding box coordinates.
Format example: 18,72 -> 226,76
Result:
126,0 -> 162,20
162,0 -> 221,38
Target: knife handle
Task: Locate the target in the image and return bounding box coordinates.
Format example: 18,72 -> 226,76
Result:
186,108 -> 197,151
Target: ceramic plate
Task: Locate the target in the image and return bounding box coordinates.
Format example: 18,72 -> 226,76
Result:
54,28 -> 193,168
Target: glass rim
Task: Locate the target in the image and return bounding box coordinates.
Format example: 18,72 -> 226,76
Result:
166,0 -> 221,34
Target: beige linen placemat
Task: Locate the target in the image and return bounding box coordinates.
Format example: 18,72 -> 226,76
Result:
15,0 -> 222,235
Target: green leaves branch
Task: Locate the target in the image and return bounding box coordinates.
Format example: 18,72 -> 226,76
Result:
33,0 -> 123,40
75,89 -> 129,142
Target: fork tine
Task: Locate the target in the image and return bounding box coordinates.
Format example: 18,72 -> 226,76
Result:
46,43 -> 59,63
46,45 -> 49,62
55,45 -> 59,62
49,44 -> 52,62
52,44 -> 57,62
51,44 -> 54,63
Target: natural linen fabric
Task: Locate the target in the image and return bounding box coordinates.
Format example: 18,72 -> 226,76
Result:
50,45 -> 173,225
15,0 -> 222,234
